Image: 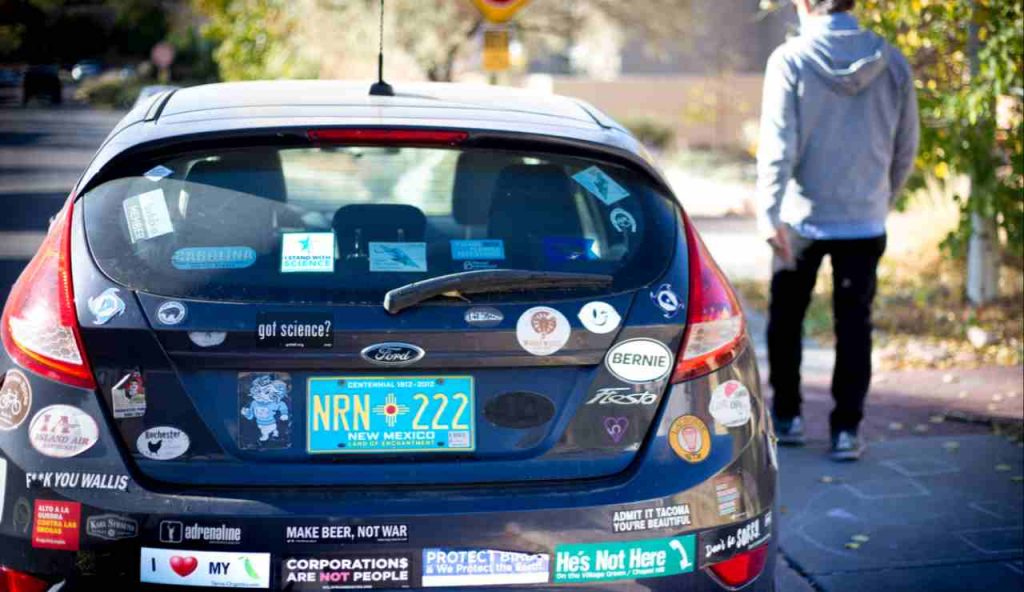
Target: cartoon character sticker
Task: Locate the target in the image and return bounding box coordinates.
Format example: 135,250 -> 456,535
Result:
238,373 -> 291,449
111,371 -> 146,419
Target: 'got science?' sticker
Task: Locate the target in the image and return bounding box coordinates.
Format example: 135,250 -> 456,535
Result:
172,247 -> 257,270
238,373 -> 292,450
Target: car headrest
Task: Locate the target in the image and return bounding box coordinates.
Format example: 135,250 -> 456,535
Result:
487,164 -> 582,244
333,204 -> 427,256
452,151 -> 518,227
184,150 -> 287,203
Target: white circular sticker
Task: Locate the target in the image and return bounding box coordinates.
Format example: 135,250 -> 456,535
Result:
516,307 -> 571,356
578,302 -> 622,335
29,405 -> 99,458
137,426 -> 190,460
709,380 -> 752,428
156,301 -> 187,325
605,338 -> 674,384
189,331 -> 227,347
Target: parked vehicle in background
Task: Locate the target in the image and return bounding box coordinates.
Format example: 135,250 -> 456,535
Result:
71,59 -> 103,82
0,81 -> 776,590
21,64 -> 62,105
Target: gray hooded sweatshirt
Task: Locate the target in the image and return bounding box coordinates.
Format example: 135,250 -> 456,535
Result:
756,13 -> 919,239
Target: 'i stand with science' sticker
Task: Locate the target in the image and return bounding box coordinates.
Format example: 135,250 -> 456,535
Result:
281,233 -> 335,273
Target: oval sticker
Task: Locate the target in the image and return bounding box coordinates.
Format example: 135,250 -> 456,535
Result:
29,405 -> 99,458
516,307 -> 571,356
137,426 -> 190,460
604,338 -> 674,384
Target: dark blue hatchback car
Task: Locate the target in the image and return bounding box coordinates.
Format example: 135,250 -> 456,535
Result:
0,81 -> 776,590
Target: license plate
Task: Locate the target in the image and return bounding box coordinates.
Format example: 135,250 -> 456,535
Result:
307,376 -> 475,454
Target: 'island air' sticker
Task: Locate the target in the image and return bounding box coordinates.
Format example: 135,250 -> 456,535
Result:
572,166 -> 630,206
143,165 -> 173,182
281,233 -> 335,273
111,371 -> 146,419
238,373 -> 291,450
123,189 -> 174,243
369,242 -> 427,272
172,247 -> 257,270
543,237 -> 599,262
450,239 -> 505,261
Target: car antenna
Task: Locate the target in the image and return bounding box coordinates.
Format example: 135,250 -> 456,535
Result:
368,0 -> 394,97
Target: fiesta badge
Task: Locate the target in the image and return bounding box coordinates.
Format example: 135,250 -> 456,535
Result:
669,415 -> 711,463
360,343 -> 425,366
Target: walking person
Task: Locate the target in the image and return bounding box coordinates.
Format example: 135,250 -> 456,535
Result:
756,0 -> 919,460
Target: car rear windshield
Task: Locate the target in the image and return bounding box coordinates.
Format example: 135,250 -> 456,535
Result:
82,144 -> 677,304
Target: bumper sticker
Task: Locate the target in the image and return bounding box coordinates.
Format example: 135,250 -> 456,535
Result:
86,514 -> 138,541
516,306 -> 571,356
137,426 -> 190,460
140,547 -> 271,588
554,535 -> 695,583
26,471 -> 128,491
88,287 -> 126,325
422,549 -> 549,587
714,474 -> 744,518
123,189 -> 174,243
112,371 -> 147,419
612,502 -> 691,534
172,246 -> 257,270
256,313 -> 333,350
0,368 -> 31,430
239,373 -> 292,450
668,415 -> 711,463
281,232 -> 335,273
31,499 -> 80,550
29,405 -> 99,458
604,338 -> 673,384
699,512 -> 772,567
283,554 -> 414,590
285,523 -> 409,545
709,380 -> 752,428
368,242 -> 427,272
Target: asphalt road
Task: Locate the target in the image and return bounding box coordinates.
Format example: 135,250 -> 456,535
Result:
0,105 -> 125,304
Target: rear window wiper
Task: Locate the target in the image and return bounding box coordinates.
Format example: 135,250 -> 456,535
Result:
383,269 -> 614,314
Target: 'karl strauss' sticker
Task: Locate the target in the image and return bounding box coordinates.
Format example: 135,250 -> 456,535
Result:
0,368 -> 32,430
604,339 -> 674,383
137,426 -> 190,460
29,405 -> 99,458
516,307 -> 571,356
709,380 -> 752,428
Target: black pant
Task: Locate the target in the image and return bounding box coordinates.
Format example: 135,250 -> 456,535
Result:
767,234 -> 886,435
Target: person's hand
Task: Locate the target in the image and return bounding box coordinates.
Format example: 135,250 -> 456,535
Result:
767,225 -> 794,268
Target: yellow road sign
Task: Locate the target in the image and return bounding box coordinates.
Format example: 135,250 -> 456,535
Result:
470,0 -> 531,24
482,28 -> 510,72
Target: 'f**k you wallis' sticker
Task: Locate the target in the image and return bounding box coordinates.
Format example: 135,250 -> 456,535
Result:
516,307 -> 571,356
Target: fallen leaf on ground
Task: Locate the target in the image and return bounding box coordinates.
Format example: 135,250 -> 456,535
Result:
845,542 -> 861,550
995,464 -> 1012,472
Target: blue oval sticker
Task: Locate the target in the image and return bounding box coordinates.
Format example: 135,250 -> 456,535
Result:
172,247 -> 257,270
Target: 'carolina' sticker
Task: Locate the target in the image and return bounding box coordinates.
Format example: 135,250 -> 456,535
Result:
669,415 -> 711,463
577,302 -> 621,334
516,307 -> 571,356
238,373 -> 291,450
709,380 -> 752,428
111,371 -> 146,419
572,166 -> 630,206
0,368 -> 32,430
28,405 -> 99,458
604,339 -> 674,384
137,426 -> 190,460
172,246 -> 257,270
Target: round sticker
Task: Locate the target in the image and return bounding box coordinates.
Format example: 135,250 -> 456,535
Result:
137,426 -> 190,460
29,405 -> 99,458
650,283 -> 682,319
610,208 -> 637,233
516,307 -> 571,356
578,302 -> 622,335
189,331 -> 227,348
604,338 -> 674,384
669,415 -> 711,463
0,369 -> 32,430
709,380 -> 753,428
156,301 -> 187,325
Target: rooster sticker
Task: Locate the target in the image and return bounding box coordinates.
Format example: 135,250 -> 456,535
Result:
238,373 -> 291,449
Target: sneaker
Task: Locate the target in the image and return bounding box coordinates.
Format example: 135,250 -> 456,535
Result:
830,431 -> 864,461
774,415 -> 806,446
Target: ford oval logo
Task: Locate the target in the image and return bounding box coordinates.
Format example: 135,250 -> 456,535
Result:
360,342 -> 425,366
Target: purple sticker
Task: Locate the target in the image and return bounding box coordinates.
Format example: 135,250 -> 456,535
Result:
604,417 -> 629,444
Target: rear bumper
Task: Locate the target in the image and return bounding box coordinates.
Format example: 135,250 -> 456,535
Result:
0,347 -> 776,590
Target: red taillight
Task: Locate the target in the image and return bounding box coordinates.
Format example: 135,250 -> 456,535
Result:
307,128 -> 468,145
707,545 -> 770,588
671,213 -> 745,383
0,197 -> 96,389
0,567 -> 50,592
